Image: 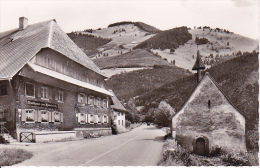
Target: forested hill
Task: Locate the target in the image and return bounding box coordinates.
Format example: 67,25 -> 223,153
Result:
133,26 -> 192,50
108,21 -> 161,34
136,52 -> 258,118
67,32 -> 112,56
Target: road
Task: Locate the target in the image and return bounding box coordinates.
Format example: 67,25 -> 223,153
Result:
13,124 -> 166,166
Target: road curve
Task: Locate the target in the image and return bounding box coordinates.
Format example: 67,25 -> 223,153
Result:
14,124 -> 166,166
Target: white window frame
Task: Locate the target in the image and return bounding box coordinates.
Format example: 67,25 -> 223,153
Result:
25,109 -> 35,122
103,115 -> 107,123
25,82 -> 35,97
90,114 -> 94,124
41,86 -> 49,100
98,115 -> 101,124
96,97 -> 101,107
78,93 -> 85,104
54,111 -> 61,123
58,91 -> 64,102
80,113 -> 85,124
88,95 -> 94,106
41,110 -> 49,123
103,99 -> 107,108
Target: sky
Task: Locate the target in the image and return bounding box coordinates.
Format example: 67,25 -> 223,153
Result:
0,0 -> 259,39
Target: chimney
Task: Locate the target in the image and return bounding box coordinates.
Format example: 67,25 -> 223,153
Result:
19,17 -> 28,30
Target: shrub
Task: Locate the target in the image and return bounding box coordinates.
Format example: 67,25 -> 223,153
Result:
0,148 -> 33,166
195,37 -> 209,45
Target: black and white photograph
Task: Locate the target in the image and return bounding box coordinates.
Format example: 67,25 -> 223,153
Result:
0,0 -> 259,166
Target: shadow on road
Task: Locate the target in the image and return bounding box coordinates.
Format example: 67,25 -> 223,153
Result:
141,136 -> 165,142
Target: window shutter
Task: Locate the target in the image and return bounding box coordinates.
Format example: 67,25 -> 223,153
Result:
37,110 -> 42,122
77,94 -> 81,103
85,113 -> 88,123
61,113 -> 64,122
21,109 -> 26,121
33,110 -> 37,121
51,112 -> 55,122
77,113 -> 81,123
48,87 -> 51,99
85,95 -> 88,104
48,111 -> 52,122
94,115 -> 98,123
101,115 -> 104,123
55,91 -> 58,101
37,86 -> 41,98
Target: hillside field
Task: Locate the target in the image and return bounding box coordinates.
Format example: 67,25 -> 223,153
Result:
93,49 -> 174,69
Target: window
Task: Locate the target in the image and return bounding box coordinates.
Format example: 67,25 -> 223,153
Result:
118,112 -> 120,116
122,120 -> 124,125
0,81 -> 7,96
98,115 -> 101,123
26,110 -> 35,122
208,100 -> 211,109
54,112 -> 61,122
90,114 -> 94,123
80,113 -> 85,124
96,97 -> 101,106
25,83 -> 35,97
88,96 -> 94,105
41,111 -> 49,122
103,115 -> 107,123
78,93 -> 85,103
103,99 -> 107,108
58,91 -> 64,102
118,120 -> 120,125
41,86 -> 48,99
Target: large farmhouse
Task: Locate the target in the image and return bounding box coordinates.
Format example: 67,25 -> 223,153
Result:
0,17 -> 114,143
171,51 -> 246,155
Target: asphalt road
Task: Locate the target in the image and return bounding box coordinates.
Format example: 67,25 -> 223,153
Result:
14,124 -> 166,166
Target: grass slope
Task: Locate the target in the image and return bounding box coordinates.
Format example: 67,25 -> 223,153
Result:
106,65 -> 191,101
153,28 -> 259,71
93,49 -> 173,69
0,148 -> 32,166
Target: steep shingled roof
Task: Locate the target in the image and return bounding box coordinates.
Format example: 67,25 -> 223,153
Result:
192,50 -> 205,70
109,90 -> 127,112
174,72 -> 247,118
0,19 -> 104,79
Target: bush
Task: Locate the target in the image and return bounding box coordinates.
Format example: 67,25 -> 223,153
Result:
158,140 -> 259,166
0,148 -> 33,166
195,37 -> 209,45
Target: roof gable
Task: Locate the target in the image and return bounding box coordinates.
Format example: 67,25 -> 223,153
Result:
174,72 -> 246,118
0,19 -> 104,79
192,50 -> 205,70
109,90 -> 127,112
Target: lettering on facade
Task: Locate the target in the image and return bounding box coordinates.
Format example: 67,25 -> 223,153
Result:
27,100 -> 58,109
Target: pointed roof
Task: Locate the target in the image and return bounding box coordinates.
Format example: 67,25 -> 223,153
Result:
109,90 -> 127,112
174,72 -> 247,118
0,19 -> 105,79
192,50 -> 205,70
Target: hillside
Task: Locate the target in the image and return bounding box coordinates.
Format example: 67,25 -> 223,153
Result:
75,22 -> 157,57
151,28 -> 259,70
108,21 -> 161,33
67,32 -> 111,56
135,52 -> 259,149
134,26 -> 192,50
93,49 -> 173,69
105,66 -> 191,101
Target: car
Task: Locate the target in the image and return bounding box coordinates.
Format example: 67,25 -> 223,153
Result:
147,122 -> 150,126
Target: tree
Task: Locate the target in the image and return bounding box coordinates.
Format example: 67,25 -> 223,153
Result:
153,101 -> 175,127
